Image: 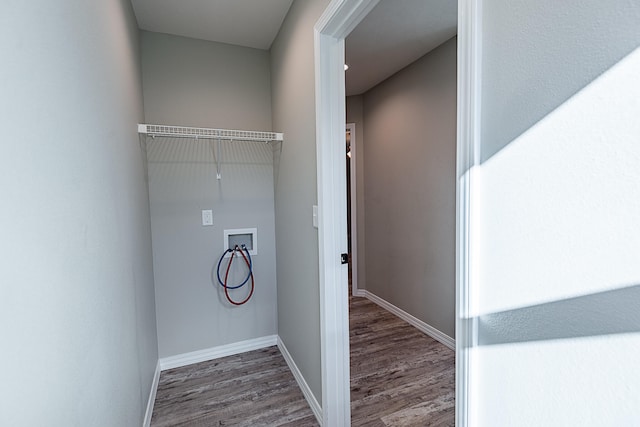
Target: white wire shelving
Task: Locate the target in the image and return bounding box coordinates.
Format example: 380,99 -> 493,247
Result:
138,123 -> 283,180
137,124 -> 283,143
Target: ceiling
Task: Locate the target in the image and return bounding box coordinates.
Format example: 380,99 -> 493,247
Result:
345,0 -> 457,96
131,0 -> 294,50
131,0 -> 457,95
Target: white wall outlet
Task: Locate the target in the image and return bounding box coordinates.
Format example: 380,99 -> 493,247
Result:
201,210 -> 213,226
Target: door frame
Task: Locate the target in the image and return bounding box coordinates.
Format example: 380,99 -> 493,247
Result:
314,2 -> 379,425
346,122 -> 360,297
314,0 -> 479,425
455,0 -> 482,425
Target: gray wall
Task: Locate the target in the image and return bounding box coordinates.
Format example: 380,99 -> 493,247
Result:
0,1 -> 158,425
141,32 -> 272,130
481,0 -> 640,163
474,0 -> 640,424
140,31 -> 277,357
270,0 -> 331,405
346,95 -> 367,291
356,38 -> 457,338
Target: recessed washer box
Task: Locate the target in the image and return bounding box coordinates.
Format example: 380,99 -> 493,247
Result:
224,228 -> 257,256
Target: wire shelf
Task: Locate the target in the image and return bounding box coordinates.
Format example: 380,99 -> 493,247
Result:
138,124 -> 283,142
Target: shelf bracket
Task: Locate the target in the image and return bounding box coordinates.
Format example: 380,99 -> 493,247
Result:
216,139 -> 222,180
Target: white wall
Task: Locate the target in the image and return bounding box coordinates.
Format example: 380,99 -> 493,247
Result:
270,0 -> 331,405
0,1 -> 157,425
471,0 -> 640,424
140,31 -> 277,358
353,38 -> 457,338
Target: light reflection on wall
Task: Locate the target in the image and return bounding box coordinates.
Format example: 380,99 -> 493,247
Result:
466,46 -> 640,426
472,47 -> 640,317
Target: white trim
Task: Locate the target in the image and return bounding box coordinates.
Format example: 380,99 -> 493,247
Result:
315,2 -> 380,425
223,227 -> 258,256
143,361 -> 161,427
314,0 -> 378,427
314,28 -> 351,426
362,290 -> 455,350
277,337 -> 323,426
158,335 -> 278,371
346,123 -> 359,297
352,288 -> 366,298
315,0 -> 380,40
456,0 -> 482,426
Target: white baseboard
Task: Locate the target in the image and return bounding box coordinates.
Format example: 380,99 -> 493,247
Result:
277,337 -> 323,426
361,290 -> 455,350
352,287 -> 365,297
143,361 -> 161,427
159,335 -> 278,371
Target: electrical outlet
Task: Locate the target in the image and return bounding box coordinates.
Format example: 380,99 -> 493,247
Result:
202,210 -> 213,226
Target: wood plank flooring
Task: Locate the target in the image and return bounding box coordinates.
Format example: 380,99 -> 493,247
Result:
350,296 -> 455,426
150,295 -> 454,426
150,347 -> 318,426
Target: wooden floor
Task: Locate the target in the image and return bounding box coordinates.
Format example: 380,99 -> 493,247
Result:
150,347 -> 318,426
350,296 -> 455,426
151,296 -> 454,426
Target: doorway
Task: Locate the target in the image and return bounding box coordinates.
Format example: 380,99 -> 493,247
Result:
346,123 -> 358,296
314,0 -> 475,425
343,37 -> 457,427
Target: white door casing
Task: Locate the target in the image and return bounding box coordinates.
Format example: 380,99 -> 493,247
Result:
346,123 -> 361,297
314,0 -> 475,425
314,1 -> 380,424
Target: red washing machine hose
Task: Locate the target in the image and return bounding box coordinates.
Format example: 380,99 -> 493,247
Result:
223,245 -> 254,306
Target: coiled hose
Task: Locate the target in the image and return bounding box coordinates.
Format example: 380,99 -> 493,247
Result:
215,245 -> 254,306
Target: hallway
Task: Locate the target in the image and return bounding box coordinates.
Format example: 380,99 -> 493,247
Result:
350,296 -> 455,426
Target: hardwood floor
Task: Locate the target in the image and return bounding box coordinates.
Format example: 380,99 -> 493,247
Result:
350,296 -> 455,426
150,347 -> 318,426
150,295 -> 454,426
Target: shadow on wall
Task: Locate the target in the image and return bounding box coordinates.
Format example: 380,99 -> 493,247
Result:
467,43 -> 640,327
470,283 -> 640,346
480,0 -> 640,163
463,2 -> 640,423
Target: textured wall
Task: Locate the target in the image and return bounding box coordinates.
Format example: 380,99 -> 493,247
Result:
140,31 -> 277,358
360,38 -> 457,338
473,0 -> 640,424
270,0 -> 332,406
0,0 -> 157,425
